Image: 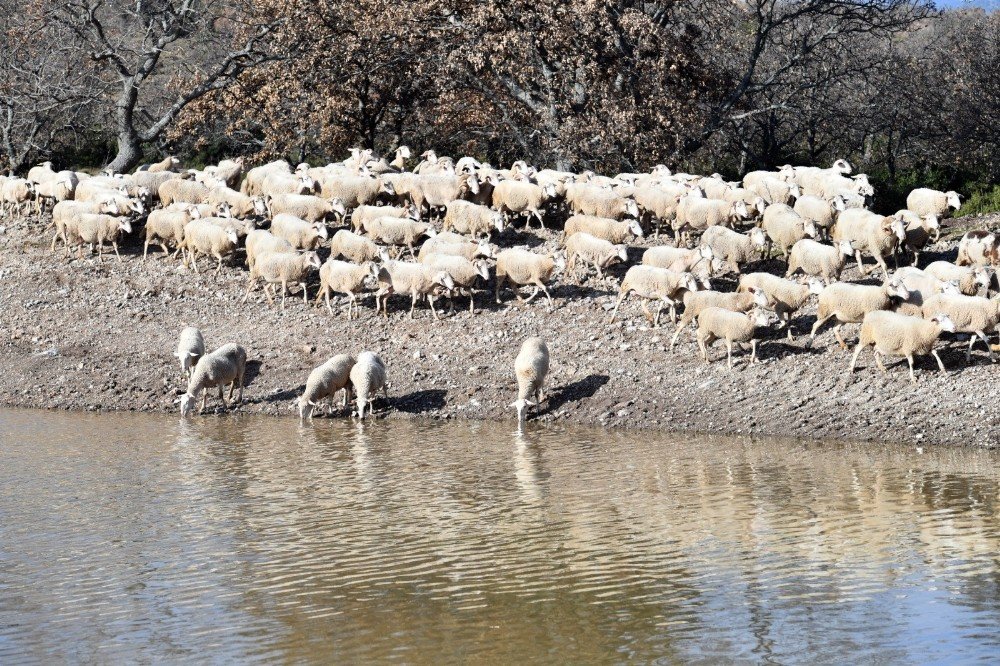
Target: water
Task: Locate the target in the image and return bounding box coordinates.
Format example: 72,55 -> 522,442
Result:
1,409 -> 1000,663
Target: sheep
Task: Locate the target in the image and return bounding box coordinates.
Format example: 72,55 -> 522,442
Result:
297,354 -> 357,420
1,178 -> 35,218
759,204 -> 817,259
894,209 -> 940,265
245,229 -> 295,269
206,186 -> 267,219
206,158 -> 244,189
33,174 -> 78,214
747,177 -> 801,205
314,259 -> 379,319
924,261 -> 992,297
242,251 -> 322,309
672,197 -> 748,247
512,337 -> 550,423
738,273 -> 823,340
27,161 -> 57,184
412,173 -> 480,218
956,231 -> 999,268
268,193 -> 346,224
270,213 -> 329,251
642,245 -> 715,274
564,232 -> 628,281
609,266 -> 700,327
906,188 -> 962,220
785,239 -> 855,285
831,209 -> 907,279
50,200 -> 122,254
182,220 -> 240,273
495,248 -> 566,310
130,170 -> 185,196
700,226 -> 768,275
569,188 -> 640,221
146,156 -> 180,173
815,173 -> 874,201
808,278 -> 912,349
158,179 -> 210,206
793,195 -> 846,239
893,266 -> 962,314
563,215 -> 644,245
670,287 -> 769,348
258,171 -> 318,198
241,160 -> 293,195
350,351 -> 387,419
849,311 -> 955,382
326,229 -> 381,265
920,294 -> 1000,362
695,307 -> 778,368
374,260 -> 455,320
420,254 -> 491,313
174,327 -> 205,379
632,183 -> 688,237
361,217 -> 433,259
65,213 -> 133,262
144,206 -> 199,258
492,179 -> 556,229
417,237 -> 494,264
442,200 -> 506,238
179,343 -> 247,416
351,203 -> 415,233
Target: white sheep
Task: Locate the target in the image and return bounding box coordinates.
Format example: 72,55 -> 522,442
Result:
920,293 -> 1000,363
65,213 -> 133,262
241,251 -> 322,309
738,273 -> 823,340
633,183 -> 688,238
245,229 -> 296,269
158,179 -> 210,206
144,206 -> 199,259
329,229 -> 386,264
174,327 -> 205,379
420,254 -> 490,313
569,188 -> 640,221
412,173 -> 479,219
350,351 -> 388,419
808,278 -> 911,349
747,177 -> 800,205
298,354 -> 357,420
512,337 -> 549,423
672,196 -> 748,247
418,237 -> 493,262
1,178 -> 35,218
793,194 -> 846,239
179,343 -> 247,416
695,307 -> 778,368
207,186 -> 267,219
495,248 -> 566,310
670,288 -> 769,348
642,245 -> 715,274
849,311 -> 955,382
609,266 -> 700,327
832,209 -> 907,279
785,239 -> 855,285
268,193 -> 346,224
492,179 -> 556,229
351,203 -> 415,233
924,261 -> 992,297
182,220 -> 240,274
760,204 -> 817,259
374,260 -> 455,320
893,266 -> 962,314
956,231 -> 998,268
895,209 -> 940,265
565,232 -> 628,281
563,214 -> 643,245
314,259 -> 379,319
906,188 -> 962,219
270,213 -> 329,251
443,200 -> 506,238
364,216 -> 436,258
50,200 -> 121,254
700,226 -> 768,275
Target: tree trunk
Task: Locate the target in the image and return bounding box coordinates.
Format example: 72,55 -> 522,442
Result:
107,135 -> 143,174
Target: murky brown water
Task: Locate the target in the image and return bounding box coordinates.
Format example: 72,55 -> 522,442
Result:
2,409 -> 1000,663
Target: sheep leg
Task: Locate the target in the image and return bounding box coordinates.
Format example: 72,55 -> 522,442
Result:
218,383 -> 228,408
494,276 -> 505,304
520,286 -> 535,303
536,282 -> 554,310
834,324 -> 849,350
849,343 -> 868,374
785,314 -> 794,342
112,242 -> 122,263
241,280 -> 257,304
932,350 -> 948,374
143,241 -> 150,259
726,339 -> 734,369
263,283 -> 276,305
469,290 -> 476,314
301,282 -> 308,305
906,355 -> 917,383
215,255 -> 224,275
609,292 -> 629,324
874,350 -> 888,375
428,295 -> 441,320
854,250 -> 867,275
808,315 -> 833,348
533,209 -> 545,230
281,281 -> 288,310
200,390 -> 208,414
160,242 -> 171,257
95,242 -> 103,263
670,323 -> 686,349
410,293 -> 418,319
50,232 -> 59,252
698,335 -> 710,363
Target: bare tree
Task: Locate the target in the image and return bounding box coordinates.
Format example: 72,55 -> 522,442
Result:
53,0 -> 284,172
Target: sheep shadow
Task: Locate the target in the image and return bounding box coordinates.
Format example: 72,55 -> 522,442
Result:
243,359 -> 264,387
498,228 -> 545,249
538,374 -> 610,415
263,385 -> 304,403
391,388 -> 448,414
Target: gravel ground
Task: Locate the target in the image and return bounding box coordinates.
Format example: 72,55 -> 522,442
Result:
1,210 -> 999,447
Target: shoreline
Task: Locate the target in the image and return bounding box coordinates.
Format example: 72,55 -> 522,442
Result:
1,213 -> 999,448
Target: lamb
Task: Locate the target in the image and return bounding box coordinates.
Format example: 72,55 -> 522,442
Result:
642,245 -> 715,274
374,260 -> 455,320
65,213 -> 133,262
906,188 -> 962,220
670,288 -> 769,348
956,231 -> 999,268
512,337 -> 550,423
267,193 -> 346,224
495,248 -> 566,310
608,266 -> 700,327
920,294 -> 1000,362
563,215 -> 644,245
442,200 -> 506,238
179,343 -> 247,416
564,232 -> 628,281
895,209 -> 940,264
33,174 -> 78,213
181,220 -> 240,273
329,229 -> 385,264
206,186 -> 267,219
849,311 -> 955,382
492,179 -> 556,229
314,259 -> 379,319
364,216 -> 436,258
241,251 -> 322,309
737,273 -> 823,340
245,230 -> 295,269
695,307 -> 778,368
297,354 -> 357,420
760,203 -> 818,259
1,178 -> 35,218
569,188 -> 640,221
672,197 -> 748,247
785,239 -> 855,285
924,261 -> 992,297
419,254 -> 491,313
351,203 -> 415,233
412,173 -> 480,218
893,266 -> 961,315
158,179 -> 210,206
144,206 -> 199,258
50,200 -> 122,254
831,209 -> 907,279
700,226 -> 768,275
632,183 -> 688,237
270,213 -> 329,251
146,156 -> 180,173
793,195 -> 846,239
808,278 -> 911,349
350,351 -> 388,419
174,327 -> 205,379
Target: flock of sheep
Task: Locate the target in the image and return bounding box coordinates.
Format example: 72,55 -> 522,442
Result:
2,146 -> 998,422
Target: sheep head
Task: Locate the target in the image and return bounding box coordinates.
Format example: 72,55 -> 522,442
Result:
475,240 -> 494,258
396,146 -> 411,159
885,277 -> 910,301
731,199 -> 749,220
752,309 -> 780,327
627,218 -> 644,238
749,227 -> 768,248
803,219 -> 818,238
297,397 -> 316,421
746,286 -> 769,307
304,251 -> 322,270
179,392 -> 198,417
837,239 -> 855,256
433,271 -> 455,290
922,214 -> 940,240
885,217 -> 907,243
474,260 -> 490,281
807,278 -> 824,295
614,244 -> 628,262
930,313 -> 957,333
552,250 -> 568,270
492,212 -> 506,233
975,267 -> 992,291
252,197 -> 268,216
511,398 -> 535,423
831,194 -> 848,212
946,191 -> 962,210
225,228 -> 239,245
832,159 -> 853,175
328,198 -> 347,218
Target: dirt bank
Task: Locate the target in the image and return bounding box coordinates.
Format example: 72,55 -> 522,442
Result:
1,212 -> 999,447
